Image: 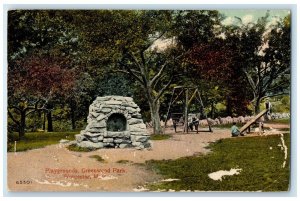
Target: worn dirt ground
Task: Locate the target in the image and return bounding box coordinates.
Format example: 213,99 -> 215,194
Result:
7,124 -> 289,192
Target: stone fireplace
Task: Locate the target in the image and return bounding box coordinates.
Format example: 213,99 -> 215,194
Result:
107,113 -> 127,132
75,96 -> 151,149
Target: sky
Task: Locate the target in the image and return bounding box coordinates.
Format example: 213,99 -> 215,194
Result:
219,9 -> 290,25
151,10 -> 290,51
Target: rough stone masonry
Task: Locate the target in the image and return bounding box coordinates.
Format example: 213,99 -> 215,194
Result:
75,96 -> 151,149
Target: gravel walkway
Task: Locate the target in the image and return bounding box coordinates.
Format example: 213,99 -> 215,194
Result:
7,124 -> 288,192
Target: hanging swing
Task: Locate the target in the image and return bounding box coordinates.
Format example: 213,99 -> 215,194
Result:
164,86 -> 212,134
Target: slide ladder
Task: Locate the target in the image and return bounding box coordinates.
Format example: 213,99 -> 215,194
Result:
240,109 -> 268,134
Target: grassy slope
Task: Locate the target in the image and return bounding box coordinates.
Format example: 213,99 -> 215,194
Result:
146,133 -> 290,192
8,131 -> 78,152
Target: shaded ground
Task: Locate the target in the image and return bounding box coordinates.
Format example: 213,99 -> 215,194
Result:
7,123 -> 289,192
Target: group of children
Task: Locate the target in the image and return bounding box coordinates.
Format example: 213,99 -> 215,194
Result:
172,117 -> 200,133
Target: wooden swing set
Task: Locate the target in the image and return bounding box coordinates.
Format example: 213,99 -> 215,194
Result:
164,86 -> 213,134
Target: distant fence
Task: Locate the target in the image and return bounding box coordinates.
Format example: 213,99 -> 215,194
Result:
145,113 -> 290,128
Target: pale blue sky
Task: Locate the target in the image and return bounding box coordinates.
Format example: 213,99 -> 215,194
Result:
219,9 -> 290,25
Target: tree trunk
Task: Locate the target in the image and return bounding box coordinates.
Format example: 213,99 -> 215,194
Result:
210,102 -> 215,119
70,103 -> 76,130
32,111 -> 37,132
184,88 -> 189,133
149,101 -> 162,134
19,110 -> 26,139
226,96 -> 232,116
43,111 -> 46,130
37,110 -> 42,130
254,97 -> 261,114
47,111 -> 53,132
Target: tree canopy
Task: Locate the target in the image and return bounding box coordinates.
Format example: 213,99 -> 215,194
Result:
7,10 -> 291,136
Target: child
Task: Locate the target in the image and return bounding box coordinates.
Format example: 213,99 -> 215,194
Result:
231,122 -> 242,137
192,117 -> 199,133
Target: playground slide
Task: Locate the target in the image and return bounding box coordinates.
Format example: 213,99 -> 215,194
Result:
239,109 -> 268,134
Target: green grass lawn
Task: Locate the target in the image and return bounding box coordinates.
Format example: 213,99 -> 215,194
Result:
145,133 -> 290,192
7,131 -> 78,152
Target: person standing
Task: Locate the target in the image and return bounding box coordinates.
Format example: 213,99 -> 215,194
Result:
265,99 -> 272,114
172,119 -> 177,133
265,99 -> 272,120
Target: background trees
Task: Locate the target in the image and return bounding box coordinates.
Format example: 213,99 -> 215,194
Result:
8,10 -> 80,136
224,14 -> 291,114
7,10 -> 291,137
8,55 -> 75,138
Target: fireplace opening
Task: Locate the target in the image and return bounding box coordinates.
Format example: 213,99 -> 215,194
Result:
107,113 -> 127,132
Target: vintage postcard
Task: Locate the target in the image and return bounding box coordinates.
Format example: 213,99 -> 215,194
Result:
6,8 -> 291,192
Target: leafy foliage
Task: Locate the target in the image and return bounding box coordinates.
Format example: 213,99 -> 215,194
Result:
224,13 -> 291,114
7,10 -> 291,136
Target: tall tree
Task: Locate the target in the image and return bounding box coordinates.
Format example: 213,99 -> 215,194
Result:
227,14 -> 291,113
66,72 -> 97,130
113,11 -> 222,133
185,39 -> 250,116
8,55 -> 75,137
71,10 -> 184,134
8,10 -> 82,134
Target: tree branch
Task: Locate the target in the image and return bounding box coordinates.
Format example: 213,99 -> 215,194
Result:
127,51 -> 149,86
26,110 -> 36,116
117,62 -> 144,85
154,75 -> 174,103
243,69 -> 257,93
262,67 -> 289,93
8,109 -> 20,126
140,50 -> 146,66
264,92 -> 290,98
149,62 -> 169,87
25,107 -> 46,116
150,54 -> 183,87
153,73 -> 167,89
8,106 -> 22,112
128,51 -> 143,72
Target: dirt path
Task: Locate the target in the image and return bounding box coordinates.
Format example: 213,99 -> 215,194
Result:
7,124 -> 288,192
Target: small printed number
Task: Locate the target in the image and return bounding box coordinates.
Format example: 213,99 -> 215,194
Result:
16,180 -> 32,184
